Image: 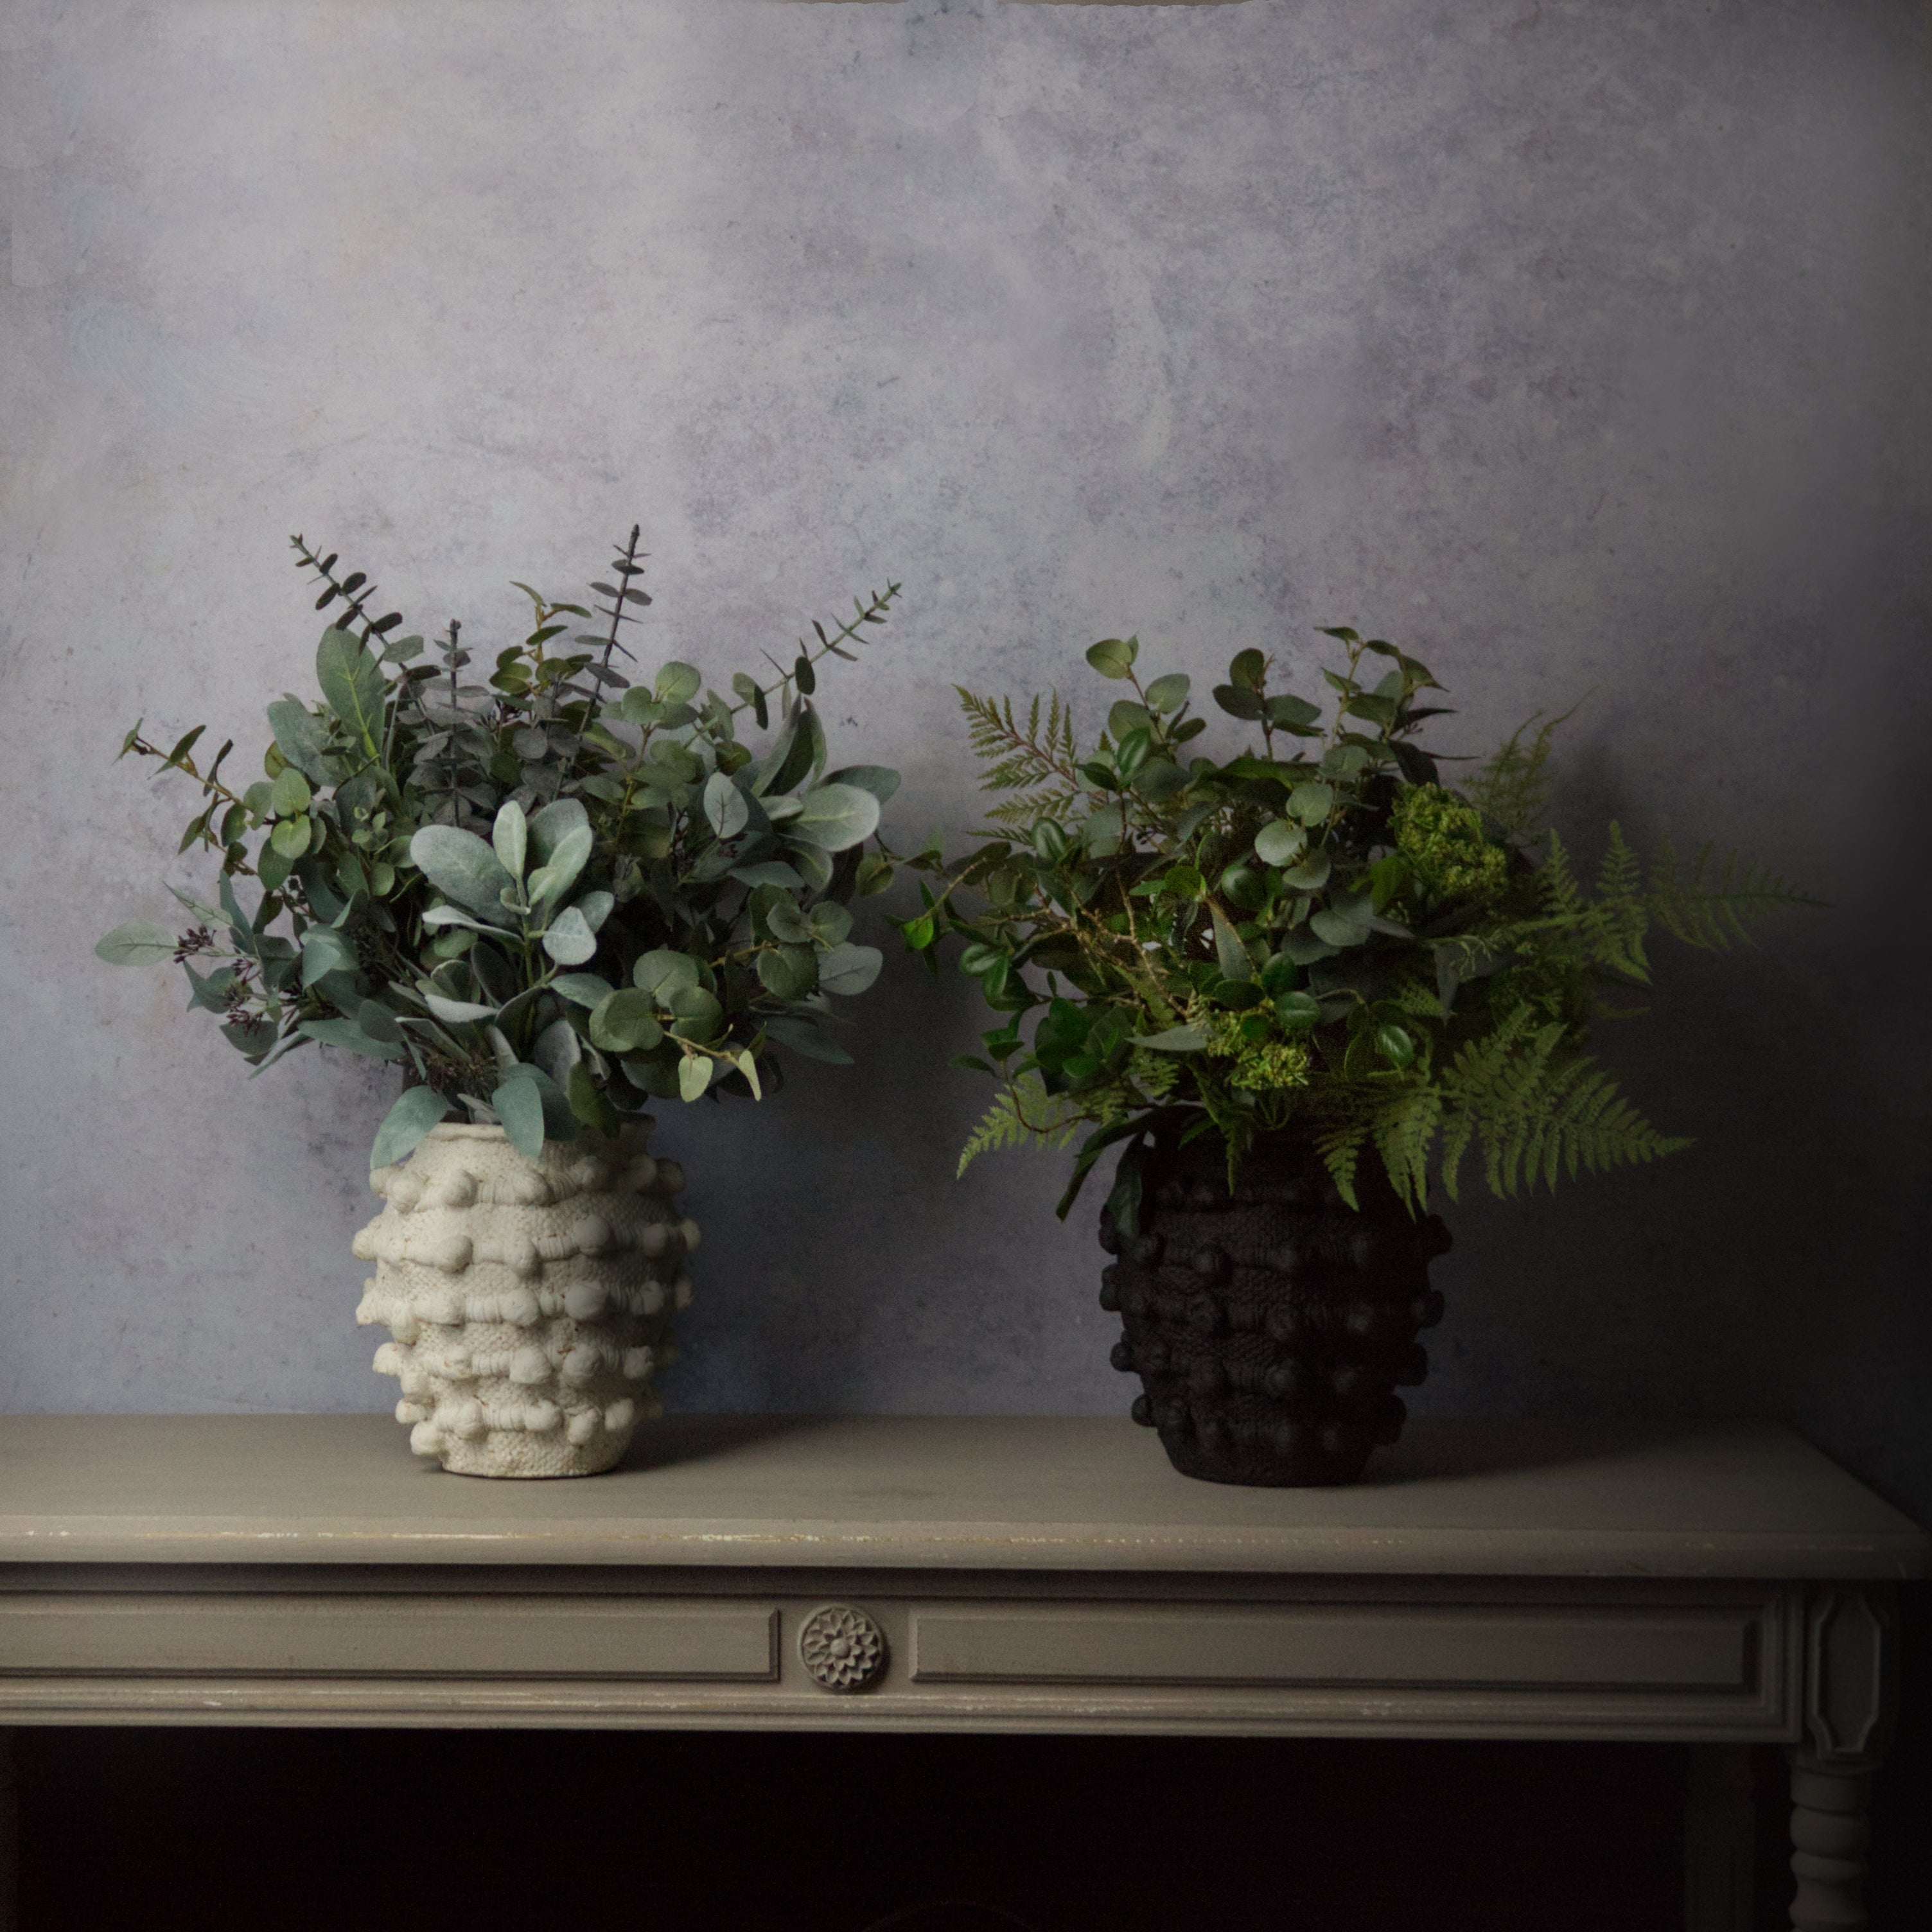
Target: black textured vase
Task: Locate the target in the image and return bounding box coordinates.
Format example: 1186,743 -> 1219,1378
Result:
1098,1127 -> 1451,1486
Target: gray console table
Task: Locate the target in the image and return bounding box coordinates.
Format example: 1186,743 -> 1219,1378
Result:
0,1414 -> 1924,1930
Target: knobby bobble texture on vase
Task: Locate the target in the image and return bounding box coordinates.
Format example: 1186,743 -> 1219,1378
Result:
354,1120 -> 696,1477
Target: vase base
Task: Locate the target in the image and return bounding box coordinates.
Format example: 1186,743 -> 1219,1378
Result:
1155,1423 -> 1378,1489
425,1426 -> 638,1479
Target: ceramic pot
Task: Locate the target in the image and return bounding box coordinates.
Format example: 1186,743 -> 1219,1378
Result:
1099,1126 -> 1450,1486
353,1118 -> 698,1477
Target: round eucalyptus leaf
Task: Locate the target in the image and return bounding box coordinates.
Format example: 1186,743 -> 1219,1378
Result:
808,902 -> 853,948
550,972 -> 616,1008
1085,637 -> 1139,680
540,906 -> 599,965
665,983 -> 724,1041
790,782 -> 881,852
634,949 -> 702,1001
268,766 -> 312,818
755,945 -> 818,1001
1288,782 -> 1335,824
763,897 -> 813,945
270,816 -> 313,860
1144,673 -> 1191,715
589,988 -> 663,1053
1254,820 -> 1306,868
656,660 -> 703,706
816,942 -> 883,997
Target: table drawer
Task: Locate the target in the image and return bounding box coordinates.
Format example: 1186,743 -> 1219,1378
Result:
911,1604 -> 1756,1692
0,1594 -> 778,1681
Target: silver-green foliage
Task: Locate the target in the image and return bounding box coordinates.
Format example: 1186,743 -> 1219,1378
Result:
97,527 -> 906,1166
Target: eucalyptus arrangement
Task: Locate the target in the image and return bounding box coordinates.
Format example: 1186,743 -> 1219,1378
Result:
96,528 -> 908,1477
916,629 -> 1811,1486
98,529 -> 905,1168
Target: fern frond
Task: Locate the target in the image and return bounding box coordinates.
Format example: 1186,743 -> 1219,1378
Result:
954,685 -> 1082,798
1466,706 -> 1575,841
1370,1083 -> 1444,1215
1439,1019 -> 1687,1199
956,1073 -> 1083,1177
1574,822 -> 1651,982
1315,1120 -> 1368,1210
984,786 -> 1084,831
1647,839 -> 1823,951
1541,827 -> 1583,920
1390,974 -> 1446,1026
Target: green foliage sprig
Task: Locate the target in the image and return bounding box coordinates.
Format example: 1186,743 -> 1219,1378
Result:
99,528 -> 908,1168
916,629 -> 1818,1227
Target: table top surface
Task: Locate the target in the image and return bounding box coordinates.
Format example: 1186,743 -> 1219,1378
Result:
0,1414 -> 1923,1579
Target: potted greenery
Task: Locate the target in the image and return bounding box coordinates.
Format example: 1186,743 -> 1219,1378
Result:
98,528 -> 908,1476
916,629 -> 1811,1487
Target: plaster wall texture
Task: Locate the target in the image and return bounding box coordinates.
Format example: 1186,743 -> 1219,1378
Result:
3,2 -> 1928,1520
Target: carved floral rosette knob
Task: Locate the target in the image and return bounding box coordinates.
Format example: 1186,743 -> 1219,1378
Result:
798,1603 -> 888,1694
352,1120 -> 698,1478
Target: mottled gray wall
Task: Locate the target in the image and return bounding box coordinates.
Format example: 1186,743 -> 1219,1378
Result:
4,2 -> 1928,1519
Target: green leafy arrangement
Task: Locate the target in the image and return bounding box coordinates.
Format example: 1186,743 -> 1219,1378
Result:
917,629 -> 1815,1227
98,529 -> 908,1168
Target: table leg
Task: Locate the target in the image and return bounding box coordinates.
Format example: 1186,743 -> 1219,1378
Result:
1684,1744 -> 1754,1932
0,1728 -> 17,1932
1787,1753 -> 1875,1931
1786,1584 -> 1898,1932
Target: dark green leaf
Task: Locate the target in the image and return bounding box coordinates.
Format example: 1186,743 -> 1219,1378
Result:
1085,637 -> 1139,680
1274,990 -> 1322,1031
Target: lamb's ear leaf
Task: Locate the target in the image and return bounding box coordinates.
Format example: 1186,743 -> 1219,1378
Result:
525,797 -> 590,868
370,1086 -> 451,1169
492,799 -> 529,882
410,825 -> 515,915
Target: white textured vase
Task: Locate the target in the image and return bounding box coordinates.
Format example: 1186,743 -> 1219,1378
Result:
353,1118 -> 698,1477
